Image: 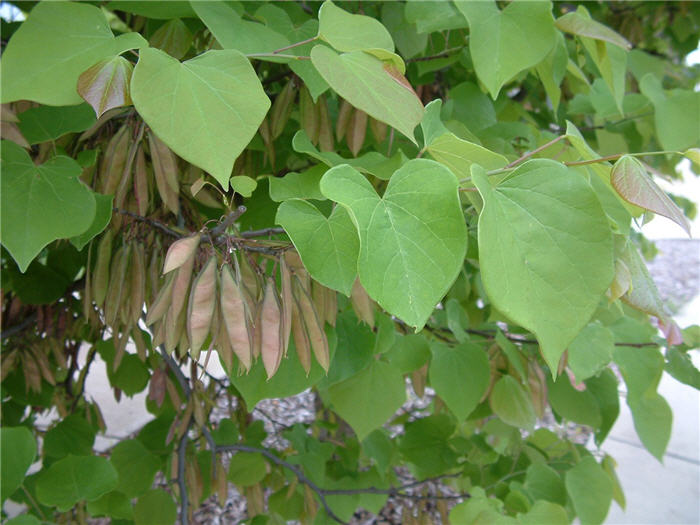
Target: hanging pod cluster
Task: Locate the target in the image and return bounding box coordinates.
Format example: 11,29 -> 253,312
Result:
144,235 -> 336,379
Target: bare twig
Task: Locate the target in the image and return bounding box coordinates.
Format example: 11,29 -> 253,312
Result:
113,208 -> 182,238
240,227 -> 286,238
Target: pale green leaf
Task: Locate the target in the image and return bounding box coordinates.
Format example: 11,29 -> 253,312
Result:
639,74 -> 700,152
586,370 -> 621,446
429,342 -> 490,420
228,453 -> 267,487
555,11 -> 631,50
17,104 -> 96,145
611,155 -> 690,236
446,81 -> 497,133
5,516 -> 41,525
381,3 -> 427,59
131,48 -> 270,188
427,131 -> 508,177
1,427 -> 36,503
568,322 -> 614,382
619,242 -> 668,319
455,0 -> 557,99
110,440 -> 161,498
320,160 -> 467,329
565,456 -> 613,525
133,489 -> 177,525
310,45 -> 423,143
276,200 -> 359,296
1,141 -> 96,272
36,455 -> 118,511
404,1 -> 468,34
628,393 -> 672,461
230,176 -> 257,198
420,99 -> 449,149
70,194 -> 113,251
318,0 -> 394,53
329,359 -> 406,441
107,1 -> 196,19
518,501 -> 569,525
665,348 -> 700,389
490,376 -> 536,430
87,491 -> 134,520
268,165 -> 326,202
535,32 -> 568,112
191,1 -> 289,59
547,376 -> 602,427
1,2 -> 146,105
292,129 -> 406,180
472,159 -> 614,372
523,463 -> 566,505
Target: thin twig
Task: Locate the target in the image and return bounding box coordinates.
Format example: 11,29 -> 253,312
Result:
209,206 -> 247,238
503,134 -> 567,169
240,227 -> 286,238
271,36 -> 317,54
407,47 -> 463,63
113,208 -> 182,238
177,415 -> 192,525
1,313 -> 37,339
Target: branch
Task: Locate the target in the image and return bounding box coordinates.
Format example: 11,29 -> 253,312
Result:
240,227 -> 286,238
503,134 -> 567,169
407,47 -> 463,63
113,208 -> 182,238
1,312 -> 37,340
271,36 -> 317,54
215,443 -> 347,524
209,206 -> 247,238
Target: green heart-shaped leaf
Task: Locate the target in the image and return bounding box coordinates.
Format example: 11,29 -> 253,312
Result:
318,0 -> 394,53
455,0 -> 557,99
276,200 -> 359,296
320,159 -> 467,329
1,2 -> 146,106
472,159 -> 614,372
131,48 -> 270,188
1,141 -> 96,272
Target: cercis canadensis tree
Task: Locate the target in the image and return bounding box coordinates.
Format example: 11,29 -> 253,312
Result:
1,1 -> 699,524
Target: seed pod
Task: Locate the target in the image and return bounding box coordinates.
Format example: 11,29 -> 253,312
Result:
165,306 -> 186,354
215,307 -> 234,373
324,286 -> 337,327
291,301 -> 312,375
220,264 -> 253,371
118,255 -> 133,326
163,234 -> 200,274
133,144 -> 150,216
411,363 -> 428,398
146,272 -> 175,325
104,243 -> 130,327
293,275 -> 329,372
260,278 -> 283,379
215,457 -> 228,505
350,278 -> 374,329
299,85 -> 319,144
346,108 -> 367,157
528,361 -> 547,419
22,351 -> 42,393
317,94 -> 334,152
148,367 -> 167,408
147,238 -> 162,302
30,346 -> 55,386
238,252 -> 260,303
169,251 -> 196,323
129,242 -> 146,324
132,326 -> 148,361
148,130 -> 180,214
311,280 -> 326,327
270,78 -> 296,139
251,302 -> 262,361
279,257 -> 293,354
369,117 -> 388,144
152,319 -> 166,349
92,229 -> 114,307
335,99 -> 353,141
187,257 -> 217,360
99,123 -> 130,195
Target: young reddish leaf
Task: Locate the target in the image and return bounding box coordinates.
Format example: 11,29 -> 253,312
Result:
78,56 -> 134,118
611,155 -> 690,236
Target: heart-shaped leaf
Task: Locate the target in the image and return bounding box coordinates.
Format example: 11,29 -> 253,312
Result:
1,2 -> 146,106
611,155 -> 690,236
276,200 -> 359,296
320,159 -> 467,329
472,159 -> 614,373
131,48 -> 270,188
318,0 -> 394,53
310,45 -> 423,143
78,56 -> 134,118
1,141 -> 96,272
427,131 -> 508,178
17,104 -> 96,145
429,342 -> 490,420
455,0 -> 557,99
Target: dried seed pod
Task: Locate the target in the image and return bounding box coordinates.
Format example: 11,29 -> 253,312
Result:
148,130 -> 180,214
187,256 -> 217,360
411,363 -> 428,398
22,351 -> 42,393
146,272 -> 175,326
317,94 -> 334,152
104,243 -> 130,327
215,457 -> 228,505
30,346 -> 55,386
291,301 -> 312,375
163,234 -> 200,274
279,257 -> 293,354
152,319 -> 166,349
100,123 -> 130,195
369,117 -> 388,144
324,286 -> 337,328
251,302 -> 262,361
149,367 -> 167,408
293,275 -> 329,372
129,242 -> 146,324
335,98 -> 353,141
92,229 -> 114,307
346,108 -> 367,157
238,252 -> 261,303
299,84 -> 319,144
270,78 -> 296,139
350,278 -> 374,329
132,326 -> 148,361
169,250 -> 196,323
260,277 -> 283,379
133,144 -> 150,216
311,280 -> 326,327
215,307 -> 234,373
220,264 -> 253,371
147,238 -> 162,302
